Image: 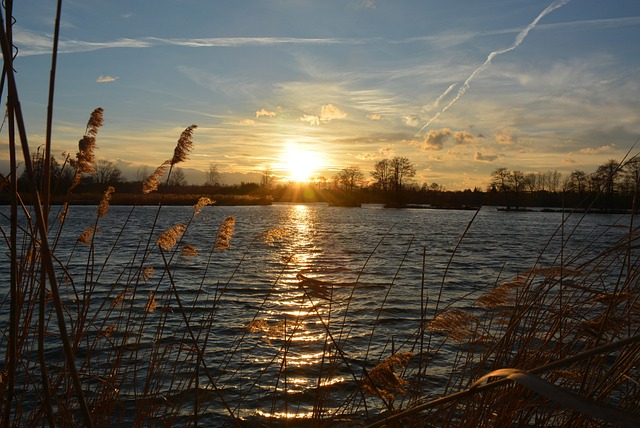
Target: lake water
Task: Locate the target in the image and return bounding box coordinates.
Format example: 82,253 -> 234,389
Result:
0,203 -> 631,425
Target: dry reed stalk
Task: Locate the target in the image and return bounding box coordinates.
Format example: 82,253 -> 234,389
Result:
477,278 -> 525,308
97,186 -> 115,218
181,243 -> 199,258
142,162 -> 169,194
69,108 -> 103,190
193,196 -> 214,215
157,224 -> 186,251
170,124 -> 197,165
214,216 -> 235,251
361,352 -> 413,404
77,226 -> 99,244
260,227 -> 290,245
428,309 -> 479,342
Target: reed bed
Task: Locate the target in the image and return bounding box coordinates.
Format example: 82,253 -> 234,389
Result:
2,5 -> 640,426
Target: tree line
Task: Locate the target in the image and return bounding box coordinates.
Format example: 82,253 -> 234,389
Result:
5,150 -> 640,210
488,158 -> 640,211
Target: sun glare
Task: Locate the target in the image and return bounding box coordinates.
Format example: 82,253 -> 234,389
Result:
283,147 -> 321,182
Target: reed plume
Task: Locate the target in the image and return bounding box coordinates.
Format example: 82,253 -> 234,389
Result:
214,216 -> 235,251
157,224 -> 186,251
181,244 -> 199,258
260,228 -> 289,246
361,352 -> 413,403
145,292 -> 158,313
142,266 -> 155,281
142,162 -> 169,194
170,124 -> 197,165
77,226 -> 99,244
141,125 -> 197,194
97,186 -> 115,218
70,107 -> 104,190
193,197 -> 214,215
428,309 -> 478,342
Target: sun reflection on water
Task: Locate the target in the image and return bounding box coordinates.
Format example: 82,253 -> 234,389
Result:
252,203 -> 347,420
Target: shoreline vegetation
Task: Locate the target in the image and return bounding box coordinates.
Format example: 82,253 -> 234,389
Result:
2,5 -> 640,426
2,189 -> 639,214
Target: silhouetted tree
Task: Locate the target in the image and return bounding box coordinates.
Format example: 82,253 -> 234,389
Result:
205,162 -> 221,186
94,160 -> 123,185
260,166 -> 275,191
595,159 -> 621,208
389,157 -> 416,196
371,159 -> 391,192
490,167 -> 511,209
569,170 -> 588,195
336,166 -> 364,194
510,170 -> 525,209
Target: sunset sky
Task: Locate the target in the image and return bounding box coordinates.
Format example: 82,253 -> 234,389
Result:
3,0 -> 640,189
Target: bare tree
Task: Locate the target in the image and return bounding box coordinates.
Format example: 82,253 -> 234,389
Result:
167,167 -> 187,186
624,156 -> 640,199
94,160 -> 123,185
389,157 -> 416,195
593,159 -> 621,209
569,170 -> 588,195
490,167 -> 512,209
205,162 -> 222,187
510,170 -> 526,209
136,165 -> 150,182
335,166 -> 364,194
371,159 -> 391,191
260,165 -> 275,190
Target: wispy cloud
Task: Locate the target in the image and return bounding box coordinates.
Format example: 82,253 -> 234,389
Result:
14,29 -> 369,56
579,145 -> 613,154
367,114 -> 381,120
361,0 -> 376,10
416,0 -> 571,135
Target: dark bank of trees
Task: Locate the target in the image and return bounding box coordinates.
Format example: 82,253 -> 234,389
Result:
4,151 -> 640,211
487,158 -> 640,211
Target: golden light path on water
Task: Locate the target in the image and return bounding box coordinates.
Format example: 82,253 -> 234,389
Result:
260,204 -> 347,420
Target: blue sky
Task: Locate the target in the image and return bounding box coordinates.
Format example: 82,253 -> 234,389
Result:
3,0 -> 640,189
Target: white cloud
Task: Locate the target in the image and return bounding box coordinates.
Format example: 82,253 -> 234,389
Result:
320,104 -> 347,121
300,115 -> 320,126
96,75 -> 118,83
299,104 -> 347,126
240,119 -> 255,125
367,113 -> 381,121
256,108 -> 276,118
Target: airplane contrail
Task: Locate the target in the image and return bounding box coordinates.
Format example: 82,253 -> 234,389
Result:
416,0 -> 571,136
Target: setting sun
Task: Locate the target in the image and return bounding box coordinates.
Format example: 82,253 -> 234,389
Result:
283,147 -> 322,182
